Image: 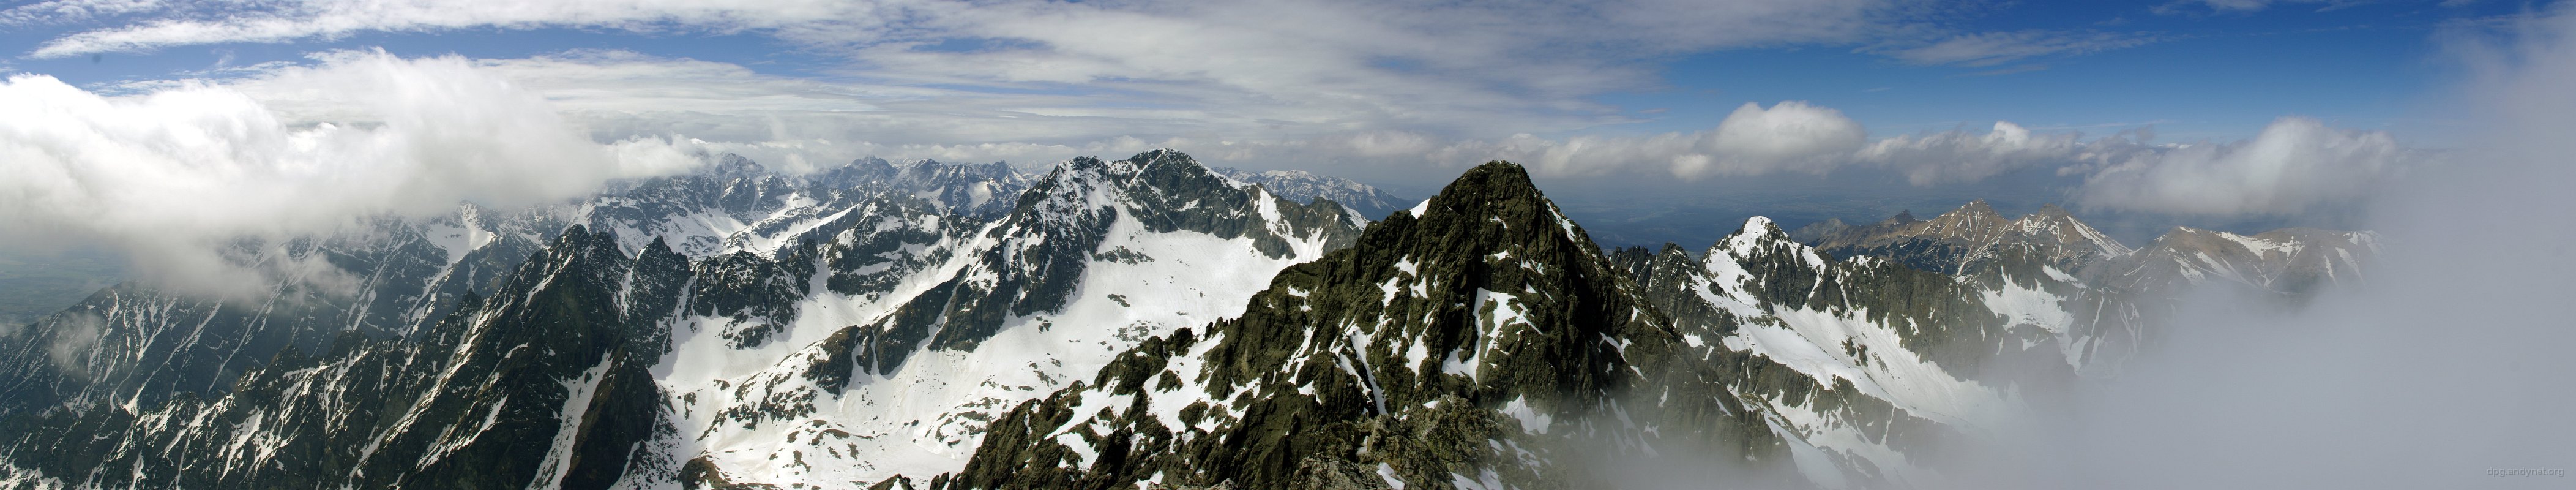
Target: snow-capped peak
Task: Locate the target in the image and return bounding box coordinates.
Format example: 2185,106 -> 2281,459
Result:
1713,216 -> 1828,271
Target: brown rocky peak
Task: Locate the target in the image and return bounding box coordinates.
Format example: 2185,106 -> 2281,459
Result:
1914,199 -> 2009,242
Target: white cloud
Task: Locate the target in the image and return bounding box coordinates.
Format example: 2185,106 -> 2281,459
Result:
16,0 -> 1895,61
7,1 -> 2225,194
457,52 -> 2414,221
0,50 -> 694,296
0,0 -> 166,24
1843,115 -> 2414,217
1690,101 -> 1873,178
1,0 -> 2253,205
467,50 -> 891,116
15,0 -> 872,58
452,50 -> 1248,155
1418,101 -> 1866,179
43,311 -> 103,378
170,52 -> 1892,183
2072,116 -> 2405,216
18,46 -> 2419,229
1857,121 -> 2084,184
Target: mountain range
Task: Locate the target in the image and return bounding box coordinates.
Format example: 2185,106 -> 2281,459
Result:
0,150 -> 2373,489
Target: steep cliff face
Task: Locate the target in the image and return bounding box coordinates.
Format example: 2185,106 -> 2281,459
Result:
0,227 -> 689,489
0,204 -> 563,419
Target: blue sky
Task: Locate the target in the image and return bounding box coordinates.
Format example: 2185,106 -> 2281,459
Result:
0,0 -> 2544,246
1605,1 -> 2473,140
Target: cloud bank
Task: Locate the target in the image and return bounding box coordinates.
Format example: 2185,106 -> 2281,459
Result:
1425,102 -> 1867,179
1414,112 -> 2408,219
380,51 -> 2402,219
2072,116 -> 2408,216
0,50 -> 694,296
1857,121 -> 2086,184
1962,7 -> 2576,489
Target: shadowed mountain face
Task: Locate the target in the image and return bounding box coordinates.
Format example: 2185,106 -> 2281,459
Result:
0,205 -> 568,418
0,227 -> 690,489
0,153 -> 2370,489
945,161 -> 1805,490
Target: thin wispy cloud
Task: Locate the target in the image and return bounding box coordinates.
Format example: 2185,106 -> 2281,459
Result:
1963,64 -> 2052,77
2152,0 -> 2353,15
1872,29 -> 2163,67
6,0 -> 1903,143
3,0 -> 2209,154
